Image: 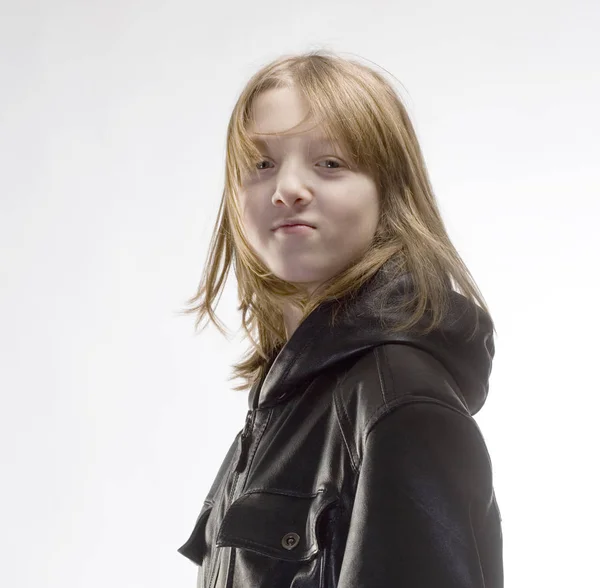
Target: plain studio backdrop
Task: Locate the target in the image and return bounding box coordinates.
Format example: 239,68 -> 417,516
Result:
1,1 -> 598,586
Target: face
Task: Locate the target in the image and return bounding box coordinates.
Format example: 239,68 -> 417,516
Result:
238,86 -> 380,295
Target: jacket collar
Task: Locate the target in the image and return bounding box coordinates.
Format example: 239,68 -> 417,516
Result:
248,259 -> 495,416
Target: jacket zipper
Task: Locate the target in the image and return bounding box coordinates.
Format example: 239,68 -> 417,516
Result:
234,409 -> 255,473
208,409 -> 256,588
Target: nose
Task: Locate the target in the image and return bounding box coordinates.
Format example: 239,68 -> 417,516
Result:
271,161 -> 313,206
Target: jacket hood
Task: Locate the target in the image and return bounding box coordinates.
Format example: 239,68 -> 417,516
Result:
249,259 -> 495,416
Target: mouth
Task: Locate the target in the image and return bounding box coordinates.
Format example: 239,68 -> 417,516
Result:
274,224 -> 315,234
273,223 -> 315,231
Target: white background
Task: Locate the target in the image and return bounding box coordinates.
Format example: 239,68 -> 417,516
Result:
1,0 -> 599,586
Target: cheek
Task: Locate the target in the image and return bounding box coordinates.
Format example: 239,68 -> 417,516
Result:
240,202 -> 273,252
329,198 -> 379,236
240,197 -> 261,231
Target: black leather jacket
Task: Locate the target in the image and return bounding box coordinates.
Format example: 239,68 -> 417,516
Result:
178,263 -> 504,587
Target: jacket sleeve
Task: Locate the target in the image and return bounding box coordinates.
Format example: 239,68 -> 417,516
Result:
336,400 -> 503,588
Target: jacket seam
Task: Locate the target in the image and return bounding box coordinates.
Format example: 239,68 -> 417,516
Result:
373,345 -> 389,407
239,409 -> 271,493
359,396 -> 493,477
332,369 -> 360,475
229,487 -> 327,498
366,343 -> 477,443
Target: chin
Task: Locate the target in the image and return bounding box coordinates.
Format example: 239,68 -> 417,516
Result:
268,268 -> 317,285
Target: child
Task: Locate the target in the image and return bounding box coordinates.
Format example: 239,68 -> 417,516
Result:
178,49 -> 503,588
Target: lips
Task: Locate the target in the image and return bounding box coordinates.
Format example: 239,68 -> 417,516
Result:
272,221 -> 316,231
274,223 -> 315,234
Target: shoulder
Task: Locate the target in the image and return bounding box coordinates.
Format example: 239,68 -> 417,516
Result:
332,343 -> 478,471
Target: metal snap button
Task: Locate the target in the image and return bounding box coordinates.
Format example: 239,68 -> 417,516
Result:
281,532 -> 300,550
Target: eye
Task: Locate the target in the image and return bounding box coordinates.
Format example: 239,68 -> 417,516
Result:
317,159 -> 342,169
255,158 -> 343,171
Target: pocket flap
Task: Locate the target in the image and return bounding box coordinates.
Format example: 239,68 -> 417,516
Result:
216,487 -> 338,562
177,501 -> 213,566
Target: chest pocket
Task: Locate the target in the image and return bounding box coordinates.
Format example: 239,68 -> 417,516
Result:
216,486 -> 339,562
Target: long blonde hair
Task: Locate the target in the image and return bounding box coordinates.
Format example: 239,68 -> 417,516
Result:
180,49 -> 496,392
